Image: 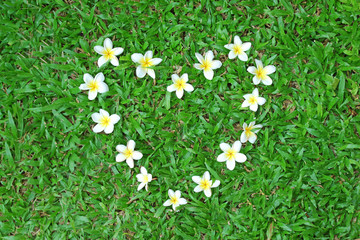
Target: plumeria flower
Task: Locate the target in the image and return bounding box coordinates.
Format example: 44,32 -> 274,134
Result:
131,51 -> 162,79
136,167 -> 152,191
192,171 -> 220,197
247,59 -> 276,85
241,88 -> 266,112
224,35 -> 251,61
194,50 -> 222,80
163,189 -> 187,211
94,38 -> 124,67
79,73 -> 109,100
115,140 -> 143,168
167,73 -> 194,99
217,141 -> 247,170
241,121 -> 263,144
91,109 -> 120,134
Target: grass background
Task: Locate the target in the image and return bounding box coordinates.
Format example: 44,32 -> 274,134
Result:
1,0 -> 360,239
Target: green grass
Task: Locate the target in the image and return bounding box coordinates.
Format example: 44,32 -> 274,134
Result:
1,0 -> 360,239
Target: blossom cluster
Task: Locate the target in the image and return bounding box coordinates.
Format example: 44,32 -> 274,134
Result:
78,36 -> 276,211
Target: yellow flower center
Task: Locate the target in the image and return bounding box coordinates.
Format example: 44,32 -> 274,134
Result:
174,78 -> 186,90
140,57 -> 153,68
124,148 -> 133,158
170,196 -> 179,205
200,59 -> 212,71
255,67 -> 266,80
233,45 -> 243,55
200,179 -> 211,190
249,96 -> 257,105
245,126 -> 253,138
103,48 -> 114,60
88,80 -> 99,92
100,116 -> 111,127
143,175 -> 149,183
225,149 -> 236,160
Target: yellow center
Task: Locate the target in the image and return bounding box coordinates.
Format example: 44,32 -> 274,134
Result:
225,149 -> 236,160
88,80 -> 99,92
170,196 -> 179,205
143,175 -> 149,183
100,116 -> 111,127
245,126 -> 253,138
124,148 -> 133,158
249,96 -> 257,105
200,179 -> 211,190
103,48 -> 114,60
200,59 -> 212,71
140,57 -> 153,68
174,78 -> 186,90
255,67 -> 266,80
233,45 -> 243,55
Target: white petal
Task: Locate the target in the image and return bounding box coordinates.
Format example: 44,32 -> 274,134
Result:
249,133 -> 257,144
91,113 -> 101,122
194,63 -> 202,70
211,180 -> 220,188
99,109 -> 108,117
151,58 -> 162,65
253,76 -> 261,85
116,153 -> 126,162
113,47 -> 124,56
136,66 -> 146,78
148,174 -> 152,182
242,42 -> 251,51
94,46 -> 104,55
264,65 -> 276,74
110,114 -> 120,124
255,59 -> 263,68
140,166 -> 147,175
98,56 -> 107,67
126,157 -> 134,168
217,153 -> 227,162
228,51 -> 236,59
253,88 -> 259,97
171,74 -> 179,82
192,176 -> 201,184
127,140 -> 136,151
234,35 -> 241,45
240,131 -> 248,143
104,38 -> 113,49
136,173 -> 144,182
94,72 -> 105,82
147,69 -> 156,79
195,53 -> 204,63
97,82 -> 109,93
247,66 -> 256,74
254,124 -> 263,129
194,185 -> 203,192
137,182 -> 146,191
235,153 -> 247,163
175,190 -> 181,199
84,73 -> 93,83
167,84 -> 176,92
79,83 -> 89,90
249,104 -> 258,112
220,143 -> 231,152
205,50 -> 214,61
181,73 -> 188,82
226,160 -> 236,170
110,56 -> 119,66
104,124 -> 114,134
93,124 -> 104,133
241,100 -> 250,108
144,50 -> 153,59
163,199 -> 172,206
211,60 -> 222,69
184,84 -> 194,92
176,89 -> 184,99
116,145 -> 127,153
204,68 -> 214,80
249,121 -> 256,127
173,203 -> 179,211
88,90 -> 97,100
262,76 -> 273,86
257,97 -> 266,105
232,141 -> 241,152
243,122 -> 248,129
203,171 -> 210,181
178,198 -> 187,205
131,53 -> 143,63
168,189 -> 175,198
204,188 -> 212,197
132,151 -> 143,160
224,44 -> 234,50
238,52 -> 248,62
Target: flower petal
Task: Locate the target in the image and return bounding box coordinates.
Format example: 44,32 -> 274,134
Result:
116,145 -> 127,153
163,199 -> 172,206
109,115 -> 120,124
147,69 -> 156,79
192,176 -> 201,184
113,47 -> 124,56
240,131 -> 248,143
126,157 -> 134,168
195,53 -> 204,63
220,143 -> 231,152
137,182 -> 146,191
226,160 -> 236,170
110,56 -> 119,66
91,113 -> 101,122
264,65 -> 276,74
228,51 -> 236,59
217,153 -> 227,162
131,53 -> 143,63
252,88 -> 259,97
204,68 -> 214,80
232,141 -> 241,152
116,153 -> 126,162
144,50 -> 153,59
205,50 -> 214,61
249,133 -> 257,144
242,42 -> 251,51
241,100 -> 250,108
247,66 -> 256,74
88,90 -> 98,100
224,44 -> 234,50
262,76 -> 273,86
194,185 -> 203,192
93,123 -> 105,133
176,89 -> 184,99
194,63 -> 202,70
234,35 -> 242,45
257,97 -> 266,105
79,83 -> 89,90
238,52 -> 248,62
148,174 -> 152,182
184,84 -> 194,92
97,82 -> 109,93
127,140 -> 136,151
211,60 -> 222,69
181,73 -> 188,82
211,180 -> 220,188
151,58 -> 162,65
255,59 -> 263,68
171,74 -> 179,82
132,151 -> 143,160
98,56 -> 107,67
100,109 -> 109,117
175,190 -> 181,199
94,46 -> 104,55
235,153 -> 247,163
84,73 -> 93,83
203,171 -> 210,181
104,38 -> 113,49
168,189 -> 175,198
178,198 -> 187,205
94,72 -> 105,82
204,188 -> 212,197
136,173 -> 144,182
249,104 -> 258,112
167,84 -> 176,92
253,76 -> 261,85
140,166 -> 147,175
104,124 -> 114,134
136,66 -> 147,78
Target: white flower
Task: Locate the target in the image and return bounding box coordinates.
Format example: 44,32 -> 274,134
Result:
167,73 -> 194,99
79,73 -> 109,100
163,189 -> 187,211
241,121 -> 263,144
136,167 -> 152,191
192,171 -> 220,197
224,35 -> 251,61
131,51 -> 162,79
217,141 -> 247,170
247,59 -> 276,85
91,109 -> 120,134
241,88 -> 266,112
94,38 -> 124,67
194,50 -> 222,80
115,140 -> 143,168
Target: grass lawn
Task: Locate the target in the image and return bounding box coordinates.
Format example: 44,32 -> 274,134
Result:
1,0 -> 360,239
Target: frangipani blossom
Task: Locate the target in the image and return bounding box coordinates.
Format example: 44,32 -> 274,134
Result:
94,38 -> 124,67
79,73 -> 109,100
115,140 -> 143,168
91,109 -> 120,134
192,171 -> 220,197
247,59 -> 276,85
163,189 -> 187,211
167,73 -> 194,99
241,88 -> 266,112
136,167 -> 152,191
241,121 -> 263,144
194,50 -> 222,80
224,35 -> 251,61
217,141 -> 247,170
131,51 -> 162,79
